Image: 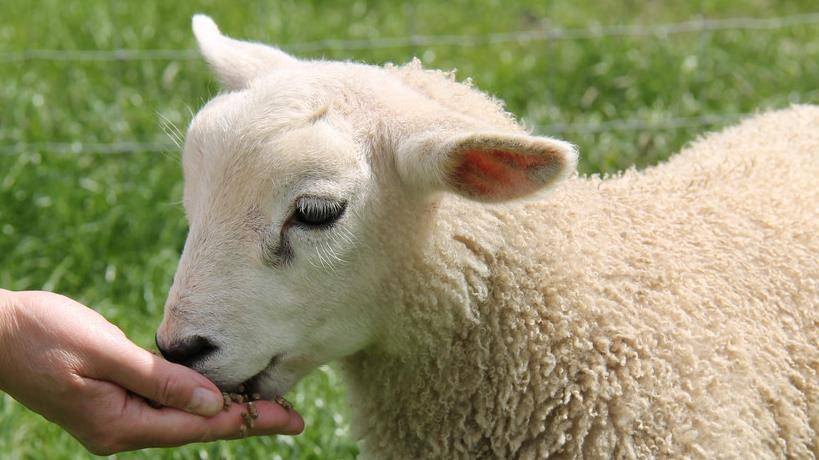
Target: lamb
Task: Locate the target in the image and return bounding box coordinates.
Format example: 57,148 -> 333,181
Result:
155,15 -> 819,459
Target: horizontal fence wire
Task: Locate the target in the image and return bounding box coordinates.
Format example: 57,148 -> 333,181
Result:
541,113 -> 744,134
1,12 -> 817,62
0,113 -> 747,155
1,12 -> 813,155
0,141 -> 175,156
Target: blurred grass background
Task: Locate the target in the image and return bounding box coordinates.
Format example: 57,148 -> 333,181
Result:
1,0 -> 817,458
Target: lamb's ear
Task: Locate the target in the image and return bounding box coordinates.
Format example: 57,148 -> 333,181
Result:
397,131 -> 577,202
192,14 -> 297,90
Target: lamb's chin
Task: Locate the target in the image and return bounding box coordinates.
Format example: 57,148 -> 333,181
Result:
242,367 -> 300,399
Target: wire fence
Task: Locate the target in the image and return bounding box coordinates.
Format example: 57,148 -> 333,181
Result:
0,114 -> 748,156
2,12 -> 818,62
1,12 -> 816,155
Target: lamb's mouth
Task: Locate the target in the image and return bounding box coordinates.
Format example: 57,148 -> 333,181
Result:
238,353 -> 282,394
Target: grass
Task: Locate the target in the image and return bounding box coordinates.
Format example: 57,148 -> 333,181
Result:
1,0 -> 817,458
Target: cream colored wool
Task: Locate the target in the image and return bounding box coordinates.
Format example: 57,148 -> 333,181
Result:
171,17 -> 818,459
343,106 -> 819,459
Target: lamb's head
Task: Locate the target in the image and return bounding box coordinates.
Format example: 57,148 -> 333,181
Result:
156,15 -> 577,397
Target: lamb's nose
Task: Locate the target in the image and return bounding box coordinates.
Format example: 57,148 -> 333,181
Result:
156,334 -> 218,367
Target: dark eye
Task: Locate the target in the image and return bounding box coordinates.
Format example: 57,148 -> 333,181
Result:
292,196 -> 347,229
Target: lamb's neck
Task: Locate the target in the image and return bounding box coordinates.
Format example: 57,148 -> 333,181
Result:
341,197 -> 527,458
374,195 -> 504,357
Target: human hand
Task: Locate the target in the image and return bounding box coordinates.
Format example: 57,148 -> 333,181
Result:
0,289 -> 303,455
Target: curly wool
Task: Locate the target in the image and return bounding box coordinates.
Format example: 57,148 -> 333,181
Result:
342,105 -> 818,459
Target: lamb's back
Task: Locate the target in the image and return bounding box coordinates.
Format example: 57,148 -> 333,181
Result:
471,105 -> 818,457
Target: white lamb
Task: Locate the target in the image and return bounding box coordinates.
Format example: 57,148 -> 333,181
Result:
155,15 -> 818,459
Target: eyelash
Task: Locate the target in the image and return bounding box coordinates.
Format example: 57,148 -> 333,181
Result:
261,196 -> 347,268
292,196 -> 347,229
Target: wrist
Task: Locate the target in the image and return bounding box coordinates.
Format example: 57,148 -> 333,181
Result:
0,289 -> 20,388
0,288 -> 16,333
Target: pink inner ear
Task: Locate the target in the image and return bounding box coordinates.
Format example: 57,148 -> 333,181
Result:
451,149 -> 550,200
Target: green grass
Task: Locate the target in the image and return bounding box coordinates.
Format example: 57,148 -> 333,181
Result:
1,0 -> 817,458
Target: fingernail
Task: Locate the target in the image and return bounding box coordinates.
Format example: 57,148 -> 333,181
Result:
188,388 -> 223,416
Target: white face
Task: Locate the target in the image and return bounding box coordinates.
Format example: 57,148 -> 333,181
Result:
158,82 -> 386,396
156,15 -> 575,397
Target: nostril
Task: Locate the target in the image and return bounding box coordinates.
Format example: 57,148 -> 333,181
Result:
156,335 -> 218,367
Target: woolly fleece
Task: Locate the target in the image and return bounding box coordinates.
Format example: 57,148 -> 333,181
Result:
343,105 -> 819,459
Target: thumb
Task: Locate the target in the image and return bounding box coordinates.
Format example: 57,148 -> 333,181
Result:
96,341 -> 225,417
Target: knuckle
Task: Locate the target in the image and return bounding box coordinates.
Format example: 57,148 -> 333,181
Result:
64,371 -> 88,391
51,372 -> 92,401
155,375 -> 188,408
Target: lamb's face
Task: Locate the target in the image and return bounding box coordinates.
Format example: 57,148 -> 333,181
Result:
156,15 -> 577,397
157,78 -> 388,395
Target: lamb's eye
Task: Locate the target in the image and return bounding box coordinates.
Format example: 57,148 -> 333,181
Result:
292,196 -> 347,229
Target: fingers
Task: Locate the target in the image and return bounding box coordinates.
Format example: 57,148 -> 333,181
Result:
120,397 -> 303,449
40,293 -> 226,417
94,341 -> 225,416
